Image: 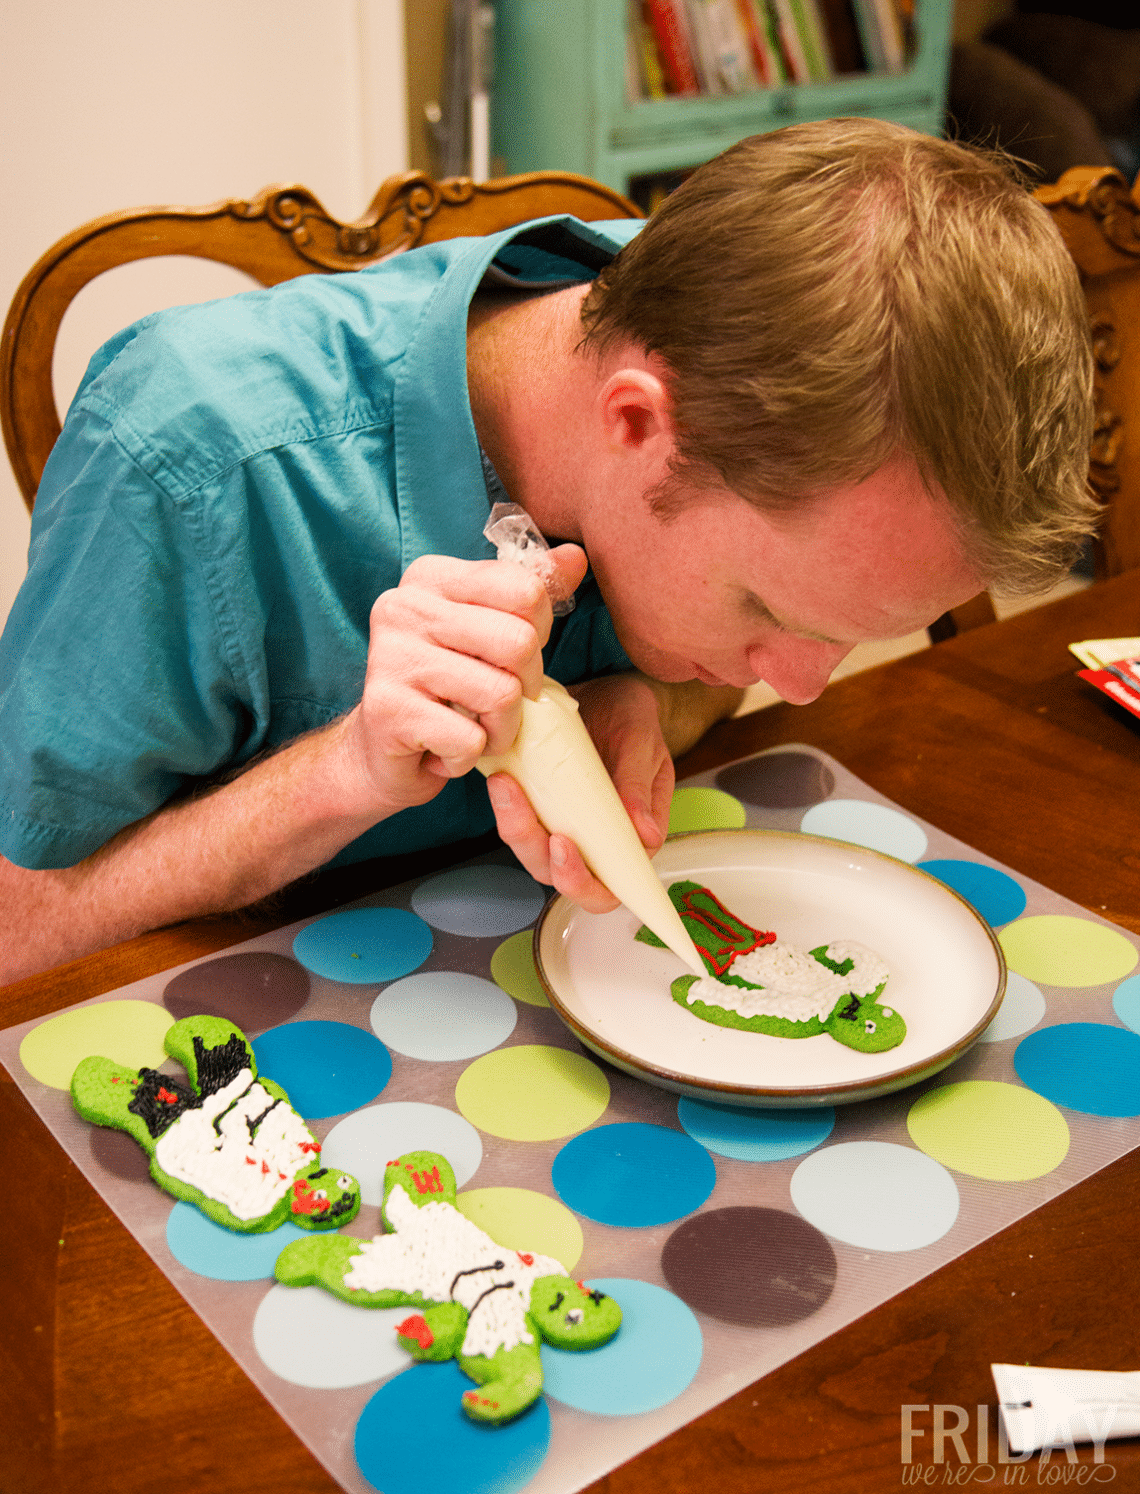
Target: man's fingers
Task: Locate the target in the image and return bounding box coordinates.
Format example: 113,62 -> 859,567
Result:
548,835 -> 621,912
544,544 -> 589,613
485,774 -> 620,911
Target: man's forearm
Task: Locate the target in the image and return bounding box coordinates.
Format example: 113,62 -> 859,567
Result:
0,716 -> 381,986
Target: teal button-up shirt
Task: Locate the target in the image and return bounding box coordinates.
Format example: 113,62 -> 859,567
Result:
0,215 -> 645,869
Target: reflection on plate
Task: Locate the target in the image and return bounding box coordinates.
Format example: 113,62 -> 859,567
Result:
535,830 -> 1006,1108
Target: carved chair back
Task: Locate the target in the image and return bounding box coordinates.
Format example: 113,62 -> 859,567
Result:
1035,167 -> 1140,580
0,171 -> 641,513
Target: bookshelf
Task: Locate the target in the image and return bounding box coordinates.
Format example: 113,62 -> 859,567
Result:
491,0 -> 954,199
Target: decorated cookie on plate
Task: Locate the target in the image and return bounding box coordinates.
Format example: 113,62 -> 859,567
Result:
637,881 -> 905,1052
275,1149 -> 622,1425
71,1014 -> 361,1233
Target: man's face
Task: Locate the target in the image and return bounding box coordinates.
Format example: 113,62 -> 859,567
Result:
580,454 -> 986,704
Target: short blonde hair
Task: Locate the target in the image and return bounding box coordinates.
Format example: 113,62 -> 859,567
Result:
580,118 -> 1098,592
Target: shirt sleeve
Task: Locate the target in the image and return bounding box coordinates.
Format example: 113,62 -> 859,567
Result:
0,405 -> 251,869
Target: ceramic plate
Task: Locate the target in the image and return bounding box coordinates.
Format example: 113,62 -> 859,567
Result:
534,829 -> 1006,1107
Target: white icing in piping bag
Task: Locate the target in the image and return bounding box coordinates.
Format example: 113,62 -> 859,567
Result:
475,504 -> 704,975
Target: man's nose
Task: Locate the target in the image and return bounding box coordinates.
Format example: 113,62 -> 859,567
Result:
746,640 -> 851,705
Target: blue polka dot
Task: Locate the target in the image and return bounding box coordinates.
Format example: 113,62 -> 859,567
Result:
542,1278 -> 702,1415
293,907 -> 433,984
677,1098 -> 835,1161
1114,974 -> 1140,1035
917,859 -> 1027,927
551,1123 -> 716,1227
252,1021 -> 391,1119
354,1361 -> 550,1494
1014,1023 -> 1140,1117
166,1203 -> 308,1281
411,865 -> 546,937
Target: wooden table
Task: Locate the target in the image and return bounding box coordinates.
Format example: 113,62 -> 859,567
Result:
3,571 -> 1138,1494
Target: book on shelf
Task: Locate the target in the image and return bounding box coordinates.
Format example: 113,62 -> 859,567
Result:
769,0 -> 812,82
684,0 -> 760,94
628,0 -> 904,98
734,0 -> 778,86
850,0 -> 907,74
642,0 -> 702,95
630,0 -> 668,98
787,0 -> 835,81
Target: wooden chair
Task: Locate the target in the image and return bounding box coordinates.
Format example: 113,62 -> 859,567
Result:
0,171 -> 641,513
1035,166 -> 1140,581
911,169 -> 1140,643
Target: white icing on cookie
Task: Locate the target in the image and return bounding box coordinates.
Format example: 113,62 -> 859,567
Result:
822,941 -> 890,996
344,1183 -> 565,1359
687,939 -> 888,1023
153,1068 -> 318,1221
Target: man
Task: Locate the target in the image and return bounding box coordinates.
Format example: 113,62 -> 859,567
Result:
0,119 -> 1097,983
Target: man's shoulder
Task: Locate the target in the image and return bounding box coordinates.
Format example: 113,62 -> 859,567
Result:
64,247 -> 475,497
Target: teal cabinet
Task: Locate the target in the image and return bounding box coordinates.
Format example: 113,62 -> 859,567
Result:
492,0 -> 954,195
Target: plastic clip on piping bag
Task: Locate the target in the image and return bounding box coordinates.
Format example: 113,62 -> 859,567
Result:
475,503 -> 705,975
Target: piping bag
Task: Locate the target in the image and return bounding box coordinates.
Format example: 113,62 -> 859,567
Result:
475,503 -> 704,975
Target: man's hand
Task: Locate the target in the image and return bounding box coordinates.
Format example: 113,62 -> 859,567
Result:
334,545 -> 589,822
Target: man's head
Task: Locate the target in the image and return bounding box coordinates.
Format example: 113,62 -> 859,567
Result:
579,117 -> 1099,595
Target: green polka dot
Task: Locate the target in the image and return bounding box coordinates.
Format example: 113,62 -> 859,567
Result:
456,1187 -> 583,1271
454,1045 -> 609,1141
906,1080 -> 1070,1181
999,915 -> 1138,989
490,931 -> 549,1007
667,786 -> 747,835
19,1000 -> 174,1091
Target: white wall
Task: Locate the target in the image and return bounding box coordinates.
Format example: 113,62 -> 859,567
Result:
0,0 -> 408,632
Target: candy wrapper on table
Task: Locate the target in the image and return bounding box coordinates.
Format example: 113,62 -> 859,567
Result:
1069,636 -> 1140,722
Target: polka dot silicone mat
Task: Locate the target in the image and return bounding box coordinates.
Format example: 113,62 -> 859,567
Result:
3,743 -> 1139,1494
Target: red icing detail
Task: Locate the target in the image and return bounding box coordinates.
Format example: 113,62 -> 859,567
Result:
679,886 -> 776,976
156,1086 -> 179,1105
410,1165 -> 442,1195
245,1156 -> 257,1166
291,1178 -> 331,1216
111,1076 -> 121,1085
298,1141 -> 321,1154
516,1252 -> 534,1266
387,1159 -> 400,1167
260,1160 -> 271,1175
397,1314 -> 434,1350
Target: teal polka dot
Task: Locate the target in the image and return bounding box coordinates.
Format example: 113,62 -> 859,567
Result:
677,1097 -> 834,1160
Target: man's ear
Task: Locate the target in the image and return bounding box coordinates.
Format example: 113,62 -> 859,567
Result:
596,364 -> 674,454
